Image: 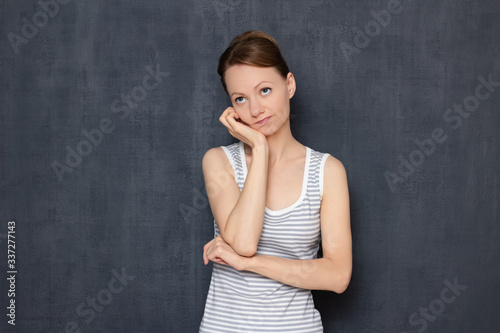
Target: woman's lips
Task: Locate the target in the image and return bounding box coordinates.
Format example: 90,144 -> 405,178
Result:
256,116 -> 271,125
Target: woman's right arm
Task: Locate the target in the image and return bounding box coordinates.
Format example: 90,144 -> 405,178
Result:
203,106 -> 269,256
202,142 -> 268,257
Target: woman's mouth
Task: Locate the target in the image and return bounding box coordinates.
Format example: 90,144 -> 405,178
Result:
256,116 -> 271,125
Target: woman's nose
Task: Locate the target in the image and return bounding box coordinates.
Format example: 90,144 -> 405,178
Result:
250,99 -> 264,117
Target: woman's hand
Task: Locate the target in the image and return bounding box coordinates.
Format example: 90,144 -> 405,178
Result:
203,235 -> 248,271
219,107 -> 268,150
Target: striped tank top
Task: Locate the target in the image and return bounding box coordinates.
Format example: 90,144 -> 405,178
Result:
199,140 -> 331,333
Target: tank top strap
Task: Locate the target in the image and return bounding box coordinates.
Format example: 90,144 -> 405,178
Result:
220,141 -> 246,191
307,147 -> 331,200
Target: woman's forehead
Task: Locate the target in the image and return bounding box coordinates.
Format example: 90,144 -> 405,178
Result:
225,64 -> 282,91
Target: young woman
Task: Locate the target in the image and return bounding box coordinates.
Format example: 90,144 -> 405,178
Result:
199,30 -> 352,332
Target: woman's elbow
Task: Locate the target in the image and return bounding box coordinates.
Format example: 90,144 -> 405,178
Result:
232,242 -> 257,257
331,270 -> 352,294
220,225 -> 258,257
224,234 -> 257,257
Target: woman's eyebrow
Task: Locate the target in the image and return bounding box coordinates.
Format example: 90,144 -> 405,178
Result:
230,81 -> 273,97
254,80 -> 273,88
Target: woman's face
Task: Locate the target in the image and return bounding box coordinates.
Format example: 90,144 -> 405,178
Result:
224,64 -> 295,135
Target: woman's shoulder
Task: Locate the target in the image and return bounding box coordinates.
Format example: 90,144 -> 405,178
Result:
324,154 -> 346,172
322,153 -> 348,190
308,145 -> 341,162
203,141 -> 240,158
309,147 -> 346,176
202,143 -> 239,177
203,144 -> 233,164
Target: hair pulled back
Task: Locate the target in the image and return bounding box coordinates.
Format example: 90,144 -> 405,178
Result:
217,30 -> 290,94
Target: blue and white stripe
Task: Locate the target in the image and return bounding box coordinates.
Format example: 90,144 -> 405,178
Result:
200,140 -> 330,333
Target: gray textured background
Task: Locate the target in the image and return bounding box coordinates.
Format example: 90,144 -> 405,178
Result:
1,0 -> 499,332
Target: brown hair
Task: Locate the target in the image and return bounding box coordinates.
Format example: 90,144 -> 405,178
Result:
217,30 -> 290,94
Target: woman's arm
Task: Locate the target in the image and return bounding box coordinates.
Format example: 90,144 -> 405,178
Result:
204,155 -> 352,293
223,143 -> 269,256
202,142 -> 269,257
243,156 -> 351,292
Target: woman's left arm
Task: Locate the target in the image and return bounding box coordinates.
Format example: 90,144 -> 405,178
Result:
203,156 -> 352,293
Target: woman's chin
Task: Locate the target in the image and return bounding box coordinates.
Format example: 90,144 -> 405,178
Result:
259,128 -> 274,137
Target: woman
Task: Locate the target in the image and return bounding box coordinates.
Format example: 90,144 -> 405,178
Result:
199,30 -> 352,332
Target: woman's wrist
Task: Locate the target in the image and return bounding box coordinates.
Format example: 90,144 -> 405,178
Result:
238,254 -> 256,272
251,140 -> 268,154
248,133 -> 268,151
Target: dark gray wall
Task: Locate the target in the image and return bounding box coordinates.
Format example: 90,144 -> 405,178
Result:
1,0 -> 499,332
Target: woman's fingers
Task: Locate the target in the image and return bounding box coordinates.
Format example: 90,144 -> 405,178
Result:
224,110 -> 240,135
219,107 -> 236,130
203,235 -> 234,266
203,237 -> 216,265
223,108 -> 268,149
219,107 -> 247,140
203,235 -> 223,265
216,258 -> 229,265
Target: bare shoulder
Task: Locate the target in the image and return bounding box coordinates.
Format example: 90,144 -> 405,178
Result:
323,154 -> 348,195
324,154 -> 347,178
202,146 -> 234,179
202,146 -> 222,164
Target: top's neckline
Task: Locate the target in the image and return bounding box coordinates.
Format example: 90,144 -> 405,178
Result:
239,141 -> 310,215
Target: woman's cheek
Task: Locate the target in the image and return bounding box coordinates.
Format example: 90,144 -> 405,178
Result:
235,109 -> 247,123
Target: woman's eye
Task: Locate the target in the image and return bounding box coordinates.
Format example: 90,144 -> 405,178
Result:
235,97 -> 245,104
261,87 -> 271,95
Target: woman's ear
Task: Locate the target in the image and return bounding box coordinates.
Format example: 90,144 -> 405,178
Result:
286,72 -> 296,99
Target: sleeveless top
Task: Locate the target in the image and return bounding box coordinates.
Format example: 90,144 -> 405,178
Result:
199,140 -> 331,333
